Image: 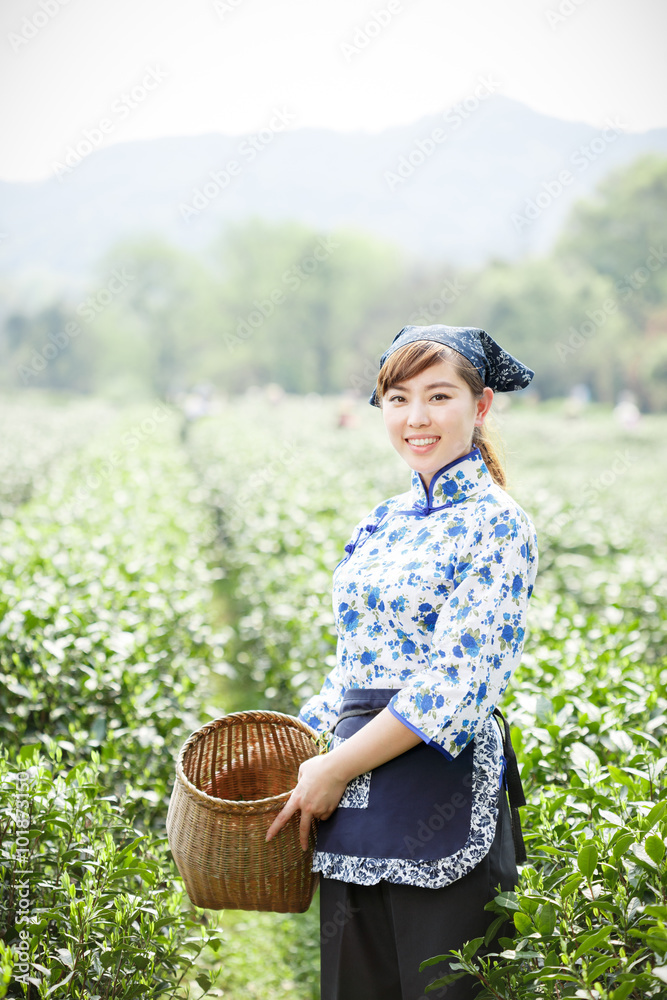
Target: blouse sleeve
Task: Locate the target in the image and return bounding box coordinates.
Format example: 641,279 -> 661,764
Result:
297,635 -> 347,735
387,501 -> 538,759
297,511 -> 369,734
297,500 -> 393,734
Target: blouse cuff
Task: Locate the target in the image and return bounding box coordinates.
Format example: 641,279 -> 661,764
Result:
387,702 -> 454,760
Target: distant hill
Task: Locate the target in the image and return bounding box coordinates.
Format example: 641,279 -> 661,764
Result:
2,96 -> 666,291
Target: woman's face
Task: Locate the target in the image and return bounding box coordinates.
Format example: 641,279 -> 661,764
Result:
381,358 -> 494,490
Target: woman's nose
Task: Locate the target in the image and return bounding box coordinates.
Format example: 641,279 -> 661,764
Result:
407,402 -> 430,426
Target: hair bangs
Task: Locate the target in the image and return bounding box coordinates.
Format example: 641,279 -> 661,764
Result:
374,341 -> 484,403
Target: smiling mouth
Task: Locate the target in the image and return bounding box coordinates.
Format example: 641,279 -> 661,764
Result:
406,437 -> 440,447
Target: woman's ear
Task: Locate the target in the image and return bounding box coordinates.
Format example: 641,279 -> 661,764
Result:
474,387 -> 494,426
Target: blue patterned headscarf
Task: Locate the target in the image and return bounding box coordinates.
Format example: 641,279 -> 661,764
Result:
369,325 -> 534,406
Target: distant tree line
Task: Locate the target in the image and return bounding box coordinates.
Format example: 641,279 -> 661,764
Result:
2,154 -> 666,409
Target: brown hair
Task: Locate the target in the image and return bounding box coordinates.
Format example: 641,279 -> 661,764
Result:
375,340 -> 506,487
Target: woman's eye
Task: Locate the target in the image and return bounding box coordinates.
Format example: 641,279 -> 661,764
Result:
431,393 -> 450,401
388,394 -> 405,403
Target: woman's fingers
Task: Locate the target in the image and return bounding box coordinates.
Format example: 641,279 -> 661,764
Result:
299,809 -> 314,851
265,791 -> 299,842
265,755 -> 348,846
266,796 -> 316,850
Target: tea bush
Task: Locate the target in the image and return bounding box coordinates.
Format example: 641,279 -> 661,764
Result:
0,748 -> 218,1000
0,397 -> 115,517
0,403 -> 224,825
0,401 -> 225,998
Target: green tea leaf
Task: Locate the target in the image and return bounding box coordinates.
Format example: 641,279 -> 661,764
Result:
611,984 -> 636,1000
561,873 -> 583,898
612,832 -> 635,861
573,925 -> 612,961
577,842 -> 599,879
513,912 -> 533,936
645,834 -> 666,865
570,742 -> 600,772
536,902 -> 557,936
645,801 -> 667,831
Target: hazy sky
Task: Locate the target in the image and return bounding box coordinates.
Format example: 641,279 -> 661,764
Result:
1,0 -> 665,181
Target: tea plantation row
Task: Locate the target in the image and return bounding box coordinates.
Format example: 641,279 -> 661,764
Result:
0,399 -> 226,999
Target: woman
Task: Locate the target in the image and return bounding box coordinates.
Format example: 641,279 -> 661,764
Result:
266,324 -> 538,1000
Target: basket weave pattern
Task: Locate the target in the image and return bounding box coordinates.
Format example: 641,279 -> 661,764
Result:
166,710 -> 320,912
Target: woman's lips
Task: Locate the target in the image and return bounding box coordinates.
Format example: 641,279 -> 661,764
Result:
405,436 -> 440,452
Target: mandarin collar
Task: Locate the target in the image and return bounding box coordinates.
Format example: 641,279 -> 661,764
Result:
409,448 -> 491,513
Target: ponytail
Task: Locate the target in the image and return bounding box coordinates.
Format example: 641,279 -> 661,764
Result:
472,423 -> 506,489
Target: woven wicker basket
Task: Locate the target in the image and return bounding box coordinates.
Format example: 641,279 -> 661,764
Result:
166,710 -> 320,912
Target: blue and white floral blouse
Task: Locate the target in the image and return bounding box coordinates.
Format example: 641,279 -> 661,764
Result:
298,447 -> 538,887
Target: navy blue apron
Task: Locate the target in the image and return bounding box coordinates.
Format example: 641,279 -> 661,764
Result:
315,689 -> 475,862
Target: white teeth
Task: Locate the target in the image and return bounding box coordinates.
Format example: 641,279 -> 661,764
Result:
409,438 -> 438,446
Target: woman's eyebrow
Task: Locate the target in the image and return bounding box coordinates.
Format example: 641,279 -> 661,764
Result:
390,380 -> 459,390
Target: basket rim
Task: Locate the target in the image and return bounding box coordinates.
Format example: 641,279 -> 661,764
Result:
173,709 -> 318,813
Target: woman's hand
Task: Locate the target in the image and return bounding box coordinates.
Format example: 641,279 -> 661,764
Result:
265,709 -> 422,849
265,754 -> 349,851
